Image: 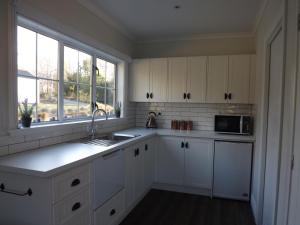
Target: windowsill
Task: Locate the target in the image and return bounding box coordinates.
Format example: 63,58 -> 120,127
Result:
9,117 -> 125,137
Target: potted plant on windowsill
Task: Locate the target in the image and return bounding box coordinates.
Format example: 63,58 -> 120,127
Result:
115,102 -> 121,118
18,98 -> 35,128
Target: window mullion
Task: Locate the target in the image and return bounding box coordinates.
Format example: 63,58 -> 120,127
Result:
35,32 -> 38,122
58,42 -> 64,121
92,55 -> 97,110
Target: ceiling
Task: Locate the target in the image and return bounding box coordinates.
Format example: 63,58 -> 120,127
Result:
78,0 -> 263,42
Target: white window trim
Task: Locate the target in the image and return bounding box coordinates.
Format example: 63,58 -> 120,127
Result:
16,15 -> 121,127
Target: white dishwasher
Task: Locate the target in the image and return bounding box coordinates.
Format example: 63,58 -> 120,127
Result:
93,149 -> 124,210
213,141 -> 252,201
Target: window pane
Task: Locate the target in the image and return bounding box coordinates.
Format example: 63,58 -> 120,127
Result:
106,62 -> 115,88
78,84 -> 91,117
37,79 -> 58,122
96,87 -> 105,111
78,52 -> 92,84
96,59 -> 106,87
106,88 -> 115,115
37,34 -> 58,80
18,77 -> 36,121
64,46 -> 78,82
64,83 -> 77,119
17,26 -> 36,77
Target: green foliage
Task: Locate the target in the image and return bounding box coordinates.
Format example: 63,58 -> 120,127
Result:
18,98 -> 35,119
115,102 -> 121,114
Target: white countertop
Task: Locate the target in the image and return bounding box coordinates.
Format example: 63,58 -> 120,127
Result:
0,128 -> 254,177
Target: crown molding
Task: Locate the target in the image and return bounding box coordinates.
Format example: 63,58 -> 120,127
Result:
136,32 -> 255,44
76,0 -> 135,41
253,0 -> 270,33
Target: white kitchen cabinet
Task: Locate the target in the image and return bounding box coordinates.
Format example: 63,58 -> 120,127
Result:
156,137 -> 185,185
129,58 -> 168,102
206,56 -> 229,103
187,56 -> 207,103
228,55 -> 251,103
143,139 -> 155,191
213,141 -> 252,201
184,138 -> 213,189
129,59 -> 150,102
168,57 -> 188,102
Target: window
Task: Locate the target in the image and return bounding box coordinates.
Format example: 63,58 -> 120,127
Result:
17,22 -> 118,126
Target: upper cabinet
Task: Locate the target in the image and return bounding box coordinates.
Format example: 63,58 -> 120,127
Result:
129,54 -> 255,104
129,58 -> 168,102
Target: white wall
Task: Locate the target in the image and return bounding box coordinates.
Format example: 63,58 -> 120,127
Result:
252,0 -> 285,223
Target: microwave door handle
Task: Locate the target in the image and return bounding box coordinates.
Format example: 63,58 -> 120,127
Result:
240,116 -> 243,134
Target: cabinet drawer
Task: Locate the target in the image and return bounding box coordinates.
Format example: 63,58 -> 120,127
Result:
94,189 -> 125,225
59,207 -> 90,225
53,187 -> 90,225
53,164 -> 90,203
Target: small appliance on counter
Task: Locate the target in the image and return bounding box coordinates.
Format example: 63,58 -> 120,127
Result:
214,115 -> 253,135
146,111 -> 157,128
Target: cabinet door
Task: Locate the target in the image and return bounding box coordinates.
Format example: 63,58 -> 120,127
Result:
187,56 -> 207,103
150,58 -> 168,102
213,141 -> 252,201
129,59 -> 150,102
125,146 -> 136,208
168,57 -> 188,102
184,138 -> 213,189
143,139 -> 155,190
228,55 -> 251,104
134,143 -> 145,200
249,55 -> 256,104
206,56 -> 229,103
156,137 -> 184,185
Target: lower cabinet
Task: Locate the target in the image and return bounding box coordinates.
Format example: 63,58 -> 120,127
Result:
156,136 -> 213,190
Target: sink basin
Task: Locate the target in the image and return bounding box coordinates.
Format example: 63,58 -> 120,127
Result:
79,133 -> 141,147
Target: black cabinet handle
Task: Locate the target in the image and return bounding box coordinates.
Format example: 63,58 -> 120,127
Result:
185,142 -> 189,149
0,183 -> 33,197
72,202 -> 81,211
110,209 -> 116,216
145,144 -> 148,151
224,93 -> 228,100
187,93 -> 191,99
228,93 -> 232,100
71,179 -> 80,187
137,148 -> 140,156
146,93 -> 150,99
181,142 -> 185,148
134,149 -> 138,157
150,93 -> 153,99
183,93 -> 187,99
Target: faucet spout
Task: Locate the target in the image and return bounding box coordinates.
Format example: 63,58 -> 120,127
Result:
91,108 -> 108,139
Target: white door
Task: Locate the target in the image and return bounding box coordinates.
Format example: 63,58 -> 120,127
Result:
150,58 -> 168,102
125,146 -> 136,208
228,55 -> 251,103
213,141 -> 252,201
184,138 -> 213,189
168,57 -> 188,102
249,55 -> 256,104
134,143 -> 144,200
206,56 -> 229,103
263,29 -> 284,225
129,59 -> 150,102
187,56 -> 207,103
156,137 -> 184,185
143,139 -> 155,190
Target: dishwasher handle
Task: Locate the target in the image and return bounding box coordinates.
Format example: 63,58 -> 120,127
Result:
102,149 -> 121,160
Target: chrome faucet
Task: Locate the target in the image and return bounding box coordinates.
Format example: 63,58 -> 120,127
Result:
91,108 -> 108,139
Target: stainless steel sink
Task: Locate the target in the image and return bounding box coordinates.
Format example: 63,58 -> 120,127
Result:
79,133 -> 141,147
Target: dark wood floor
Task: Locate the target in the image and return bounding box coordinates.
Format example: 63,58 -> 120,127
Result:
120,189 -> 256,225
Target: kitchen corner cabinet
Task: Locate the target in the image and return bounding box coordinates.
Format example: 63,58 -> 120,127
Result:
206,55 -> 252,104
129,58 -> 168,102
168,57 -> 207,103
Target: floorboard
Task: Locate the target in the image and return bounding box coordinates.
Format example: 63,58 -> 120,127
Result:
120,189 -> 256,225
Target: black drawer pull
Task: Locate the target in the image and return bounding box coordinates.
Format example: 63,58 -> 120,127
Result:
181,142 -> 185,148
185,142 -> 189,149
71,179 -> 81,187
150,93 -> 153,99
187,93 -> 191,99
146,93 -> 150,99
110,209 -> 116,216
183,93 -> 187,99
224,93 -> 228,100
72,202 -> 81,211
145,144 -> 148,151
0,183 -> 33,197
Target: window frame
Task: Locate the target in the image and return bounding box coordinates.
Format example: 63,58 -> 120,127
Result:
17,17 -> 119,125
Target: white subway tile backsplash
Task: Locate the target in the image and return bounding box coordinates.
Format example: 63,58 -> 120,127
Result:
136,103 -> 252,131
0,146 -> 9,156
9,140 -> 40,154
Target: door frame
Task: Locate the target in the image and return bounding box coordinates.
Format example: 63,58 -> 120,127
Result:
259,20 -> 286,225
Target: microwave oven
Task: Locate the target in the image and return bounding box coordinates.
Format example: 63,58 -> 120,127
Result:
214,115 -> 253,135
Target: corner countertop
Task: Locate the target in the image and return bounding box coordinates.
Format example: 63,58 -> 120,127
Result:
0,128 -> 254,178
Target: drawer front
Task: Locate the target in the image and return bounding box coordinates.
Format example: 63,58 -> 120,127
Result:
60,207 -> 90,225
53,164 -> 90,203
53,187 -> 90,225
94,189 -> 125,225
